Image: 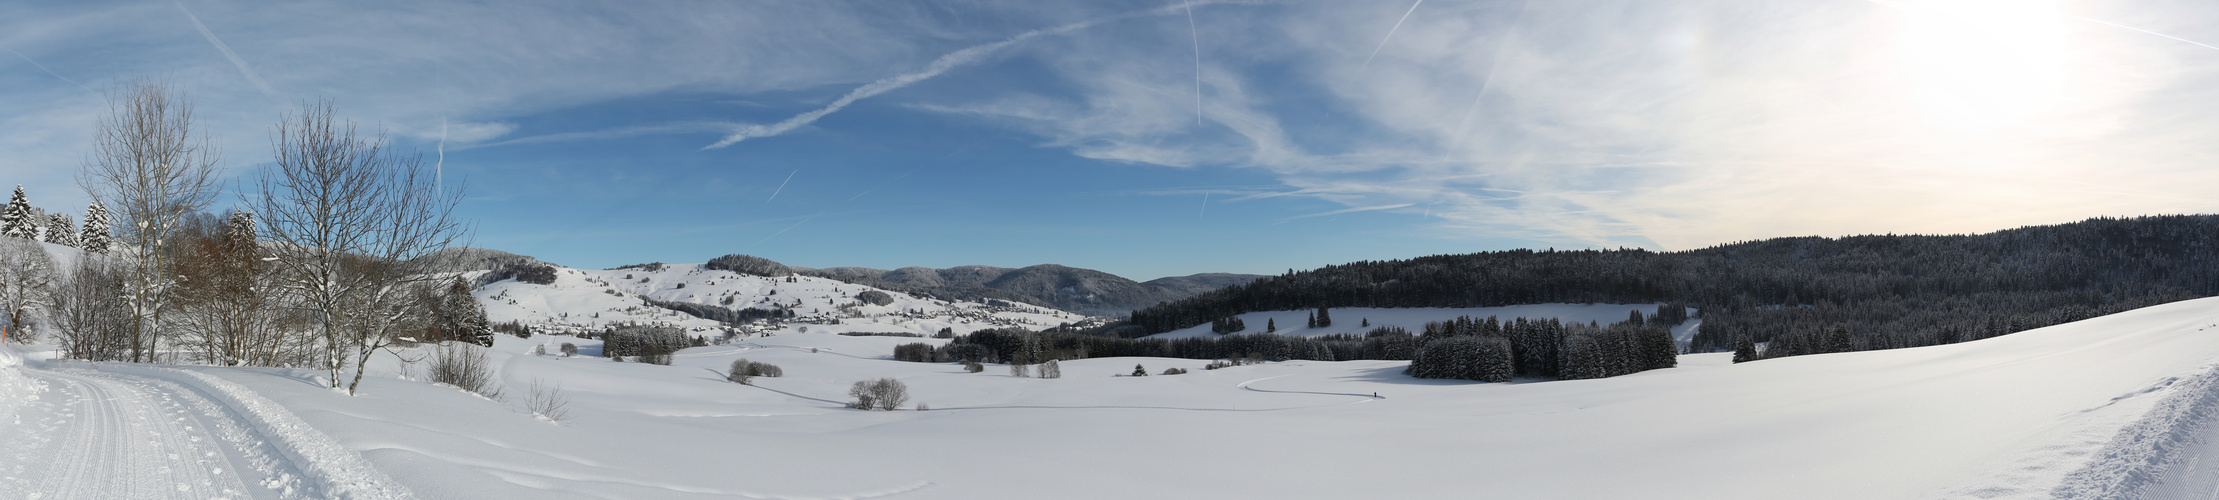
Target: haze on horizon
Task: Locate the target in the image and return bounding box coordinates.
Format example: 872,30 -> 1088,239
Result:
4,0 -> 2217,280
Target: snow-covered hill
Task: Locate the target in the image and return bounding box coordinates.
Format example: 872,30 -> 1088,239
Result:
474,261 -> 1094,338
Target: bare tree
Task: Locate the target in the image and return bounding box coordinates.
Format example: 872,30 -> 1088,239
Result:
173,211 -> 300,366
49,254 -> 129,360
848,378 -> 909,411
78,79 -> 225,362
253,99 -> 468,395
0,237 -> 56,341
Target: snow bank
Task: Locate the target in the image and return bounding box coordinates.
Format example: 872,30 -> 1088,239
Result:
104,364 -> 416,500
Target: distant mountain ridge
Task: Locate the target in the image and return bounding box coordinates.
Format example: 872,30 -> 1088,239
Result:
790,263 -> 1266,317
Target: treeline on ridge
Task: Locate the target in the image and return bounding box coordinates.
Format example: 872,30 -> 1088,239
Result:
894,313 -> 1677,382
1129,215 -> 2219,362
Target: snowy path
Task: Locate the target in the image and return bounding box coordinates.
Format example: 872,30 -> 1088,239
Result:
0,367 -> 275,499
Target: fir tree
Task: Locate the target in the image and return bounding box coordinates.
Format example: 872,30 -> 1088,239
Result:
79,201 -> 113,253
44,213 -> 78,247
1267,318 -> 1276,333
1307,312 -> 1316,329
0,186 -> 31,240
1733,336 -> 1758,363
1316,307 -> 1332,328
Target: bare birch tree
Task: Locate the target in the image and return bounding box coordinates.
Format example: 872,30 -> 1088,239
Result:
78,79 -> 224,362
253,99 -> 467,395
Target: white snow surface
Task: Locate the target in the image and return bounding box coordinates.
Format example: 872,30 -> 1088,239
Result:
476,262 -> 1087,337
14,289 -> 2219,496
1147,303 -> 1697,339
61,296 -> 2219,499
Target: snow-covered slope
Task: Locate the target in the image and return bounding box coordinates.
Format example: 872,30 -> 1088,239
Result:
475,261 -> 1093,337
95,295 -> 2219,499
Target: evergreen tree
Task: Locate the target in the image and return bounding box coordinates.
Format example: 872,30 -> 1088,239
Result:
1132,364 -> 1148,376
1316,307 -> 1332,328
1732,336 -> 1757,363
0,186 -> 31,240
79,201 -> 113,253
1361,318 -> 1369,327
44,213 -> 78,248
1267,318 -> 1276,333
1307,312 -> 1316,328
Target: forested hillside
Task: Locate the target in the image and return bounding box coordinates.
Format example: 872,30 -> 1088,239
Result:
1132,215 -> 2219,361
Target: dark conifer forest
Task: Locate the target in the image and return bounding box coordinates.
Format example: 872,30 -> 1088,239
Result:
1129,215 -> 2219,361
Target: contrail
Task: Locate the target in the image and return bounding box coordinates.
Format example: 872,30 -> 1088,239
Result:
1856,0 -> 2219,52
1449,0 -> 1529,149
1199,192 -> 1210,218
767,170 -> 796,202
174,0 -> 277,97
750,214 -> 821,248
2063,14 -> 2219,52
1185,0 -> 1203,125
1272,203 -> 1415,225
705,1 -> 1238,149
436,118 -> 447,192
1361,0 -> 1425,71
1,47 -> 96,93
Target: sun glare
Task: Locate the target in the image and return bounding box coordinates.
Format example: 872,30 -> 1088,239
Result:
1890,0 -> 2074,129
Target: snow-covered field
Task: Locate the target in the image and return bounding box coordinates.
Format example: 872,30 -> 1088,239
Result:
8,296 -> 2219,498
477,261 -> 1087,337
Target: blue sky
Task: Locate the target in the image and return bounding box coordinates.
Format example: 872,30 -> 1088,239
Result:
8,0 -> 2219,280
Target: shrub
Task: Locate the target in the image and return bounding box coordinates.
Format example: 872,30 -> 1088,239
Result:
1039,359 -> 1062,379
429,342 -> 503,400
1131,364 -> 1148,376
728,358 -> 784,384
1162,367 -> 1188,375
531,344 -> 546,356
963,360 -> 984,373
521,379 -> 572,423
560,343 -> 577,357
848,378 -> 910,411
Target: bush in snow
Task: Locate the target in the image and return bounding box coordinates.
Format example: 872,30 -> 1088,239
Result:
1131,364 -> 1148,376
1162,367 -> 1187,375
854,290 -> 894,306
963,359 -> 984,373
521,379 -> 572,423
560,343 -> 578,357
429,342 -> 503,400
848,378 -> 909,411
1038,359 -> 1061,379
728,358 -> 782,384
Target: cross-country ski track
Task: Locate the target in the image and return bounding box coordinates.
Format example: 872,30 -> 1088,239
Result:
0,360 -> 410,500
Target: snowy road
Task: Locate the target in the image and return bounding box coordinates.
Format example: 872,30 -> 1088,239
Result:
0,367 -> 299,499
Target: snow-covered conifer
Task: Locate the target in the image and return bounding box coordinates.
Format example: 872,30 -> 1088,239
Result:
0,186 -> 32,240
79,201 -> 113,253
45,213 -> 78,247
